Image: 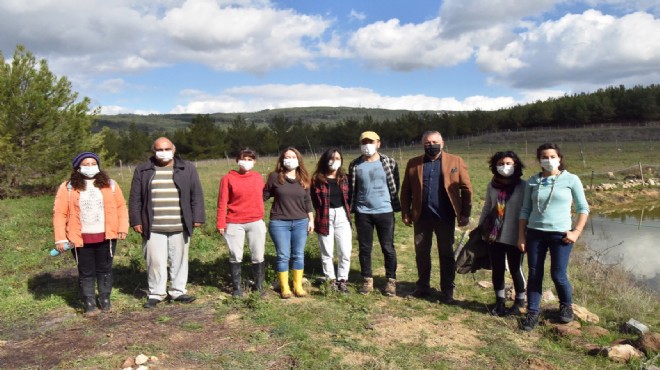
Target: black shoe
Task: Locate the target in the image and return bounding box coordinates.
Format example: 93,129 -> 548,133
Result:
143,299 -> 161,309
491,298 -> 507,316
83,296 -> 99,317
172,294 -> 196,304
521,313 -> 539,331
230,262 -> 243,299
411,286 -> 431,298
439,290 -> 455,304
558,303 -> 574,323
506,298 -> 525,316
252,262 -> 266,296
97,272 -> 113,312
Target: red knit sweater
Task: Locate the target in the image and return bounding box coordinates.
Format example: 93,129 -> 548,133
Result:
216,170 -> 265,229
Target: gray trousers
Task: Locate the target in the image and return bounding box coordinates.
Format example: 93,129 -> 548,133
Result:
143,231 -> 190,300
224,220 -> 267,263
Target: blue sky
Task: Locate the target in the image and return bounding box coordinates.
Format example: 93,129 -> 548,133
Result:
1,0 -> 659,115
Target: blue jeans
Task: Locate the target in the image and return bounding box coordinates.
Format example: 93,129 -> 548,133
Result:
269,219 -> 308,272
525,228 -> 573,314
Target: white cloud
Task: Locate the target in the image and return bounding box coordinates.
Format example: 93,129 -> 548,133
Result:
160,1 -> 330,72
348,18 -> 474,70
98,78 -> 128,93
349,9 -> 366,22
485,10 -> 660,88
100,105 -> 161,115
438,0 -> 562,37
0,0 -> 331,76
169,83 -> 518,113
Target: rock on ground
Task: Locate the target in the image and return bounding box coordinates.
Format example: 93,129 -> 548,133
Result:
135,353 -> 149,365
636,332 -> 660,356
582,326 -> 609,338
605,344 -> 644,363
572,304 -> 599,323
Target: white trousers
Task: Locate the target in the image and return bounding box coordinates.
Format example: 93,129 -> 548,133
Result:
224,220 -> 267,263
318,207 -> 352,281
143,231 -> 189,300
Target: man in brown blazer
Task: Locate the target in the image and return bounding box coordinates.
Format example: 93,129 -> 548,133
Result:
400,131 -> 472,303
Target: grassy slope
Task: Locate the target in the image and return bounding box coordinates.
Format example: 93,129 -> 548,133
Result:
0,130 -> 658,369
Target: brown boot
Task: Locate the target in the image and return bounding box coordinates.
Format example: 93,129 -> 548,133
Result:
383,278 -> 396,297
359,277 -> 373,295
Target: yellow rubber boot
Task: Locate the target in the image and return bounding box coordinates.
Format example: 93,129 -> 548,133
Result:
292,269 -> 307,297
278,271 -> 292,299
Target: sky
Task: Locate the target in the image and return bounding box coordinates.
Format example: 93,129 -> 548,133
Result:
1,0 -> 659,115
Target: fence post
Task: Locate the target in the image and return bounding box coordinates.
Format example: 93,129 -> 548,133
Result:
638,162 -> 644,187
590,170 -> 594,190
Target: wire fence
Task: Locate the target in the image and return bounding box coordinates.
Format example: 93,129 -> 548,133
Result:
577,163 -> 660,189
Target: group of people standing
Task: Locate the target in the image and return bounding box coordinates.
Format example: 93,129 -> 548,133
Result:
52,130 -> 588,332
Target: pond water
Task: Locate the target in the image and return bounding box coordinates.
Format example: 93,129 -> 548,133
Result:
581,207 -> 660,292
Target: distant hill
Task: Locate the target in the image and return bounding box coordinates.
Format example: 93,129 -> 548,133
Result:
93,107 -> 450,132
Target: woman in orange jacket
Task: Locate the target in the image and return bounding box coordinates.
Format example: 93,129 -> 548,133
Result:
52,152 -> 128,316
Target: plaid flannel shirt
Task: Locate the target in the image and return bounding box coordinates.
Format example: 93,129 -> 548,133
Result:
311,177 -> 351,236
348,153 -> 401,213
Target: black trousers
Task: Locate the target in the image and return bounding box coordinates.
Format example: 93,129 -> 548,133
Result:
414,216 -> 455,292
490,242 -> 526,295
74,240 -> 116,279
355,212 -> 397,279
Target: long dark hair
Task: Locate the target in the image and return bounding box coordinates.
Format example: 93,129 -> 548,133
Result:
488,150 -> 524,180
272,147 -> 310,189
68,170 -> 111,191
536,143 -> 566,171
313,148 -> 346,184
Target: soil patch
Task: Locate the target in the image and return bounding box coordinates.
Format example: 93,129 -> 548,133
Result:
0,305 -> 287,369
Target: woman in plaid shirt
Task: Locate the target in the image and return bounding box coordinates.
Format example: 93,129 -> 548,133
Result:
312,148 -> 352,293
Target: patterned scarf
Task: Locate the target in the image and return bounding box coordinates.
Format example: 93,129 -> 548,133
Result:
484,176 -> 518,243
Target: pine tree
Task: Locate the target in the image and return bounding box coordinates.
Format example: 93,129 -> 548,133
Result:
0,45 -> 96,197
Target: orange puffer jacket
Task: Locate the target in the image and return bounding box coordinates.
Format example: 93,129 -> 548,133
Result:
53,181 -> 129,247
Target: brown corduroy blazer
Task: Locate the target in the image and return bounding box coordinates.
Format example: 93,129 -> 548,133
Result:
400,152 -> 473,223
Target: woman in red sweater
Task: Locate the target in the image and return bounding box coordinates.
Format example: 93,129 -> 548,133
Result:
216,148 -> 267,298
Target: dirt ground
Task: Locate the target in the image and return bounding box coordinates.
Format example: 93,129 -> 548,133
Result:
0,304 -> 289,369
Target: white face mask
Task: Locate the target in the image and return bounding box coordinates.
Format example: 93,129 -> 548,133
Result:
155,150 -> 174,162
360,144 -> 377,157
496,164 -> 514,177
540,158 -> 560,172
283,158 -> 299,170
328,160 -> 341,171
238,160 -> 254,172
80,165 -> 100,178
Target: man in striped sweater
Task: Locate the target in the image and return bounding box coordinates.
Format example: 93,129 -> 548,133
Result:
129,137 -> 206,308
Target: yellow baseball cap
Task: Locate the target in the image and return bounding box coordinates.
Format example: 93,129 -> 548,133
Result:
359,131 -> 380,141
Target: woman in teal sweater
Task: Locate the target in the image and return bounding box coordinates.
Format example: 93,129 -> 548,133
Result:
518,143 -> 589,331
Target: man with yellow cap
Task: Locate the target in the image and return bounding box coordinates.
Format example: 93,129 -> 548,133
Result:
347,131 -> 400,296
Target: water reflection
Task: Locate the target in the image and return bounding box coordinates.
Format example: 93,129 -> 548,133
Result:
581,207 -> 660,292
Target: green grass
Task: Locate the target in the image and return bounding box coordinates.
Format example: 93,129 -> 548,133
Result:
0,129 -> 658,369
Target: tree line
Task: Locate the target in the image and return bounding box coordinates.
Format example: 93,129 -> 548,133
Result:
101,84 -> 660,164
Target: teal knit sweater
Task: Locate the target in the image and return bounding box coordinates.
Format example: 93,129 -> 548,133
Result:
519,170 -> 590,232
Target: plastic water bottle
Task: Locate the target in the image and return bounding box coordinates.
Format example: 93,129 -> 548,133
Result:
50,242 -> 73,256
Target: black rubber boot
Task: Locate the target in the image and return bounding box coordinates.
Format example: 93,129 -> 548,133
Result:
230,263 -> 243,298
79,277 -> 99,317
491,297 -> 507,316
507,298 -> 525,316
252,262 -> 266,297
97,272 -> 113,312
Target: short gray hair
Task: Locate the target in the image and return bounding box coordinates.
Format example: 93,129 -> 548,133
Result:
421,131 -> 443,143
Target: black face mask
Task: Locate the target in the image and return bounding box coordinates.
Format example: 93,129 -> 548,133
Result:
424,144 -> 441,157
